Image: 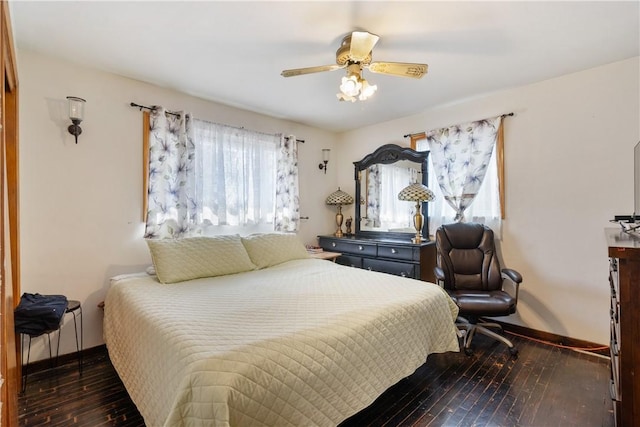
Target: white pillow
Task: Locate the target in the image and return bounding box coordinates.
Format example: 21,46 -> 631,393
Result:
146,235 -> 256,284
241,233 -> 310,269
145,265 -> 156,276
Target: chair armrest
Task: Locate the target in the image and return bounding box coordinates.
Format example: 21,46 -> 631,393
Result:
501,268 -> 522,284
501,268 -> 523,304
434,266 -> 445,287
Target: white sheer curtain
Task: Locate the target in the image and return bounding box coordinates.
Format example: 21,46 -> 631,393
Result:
416,116 -> 503,236
366,164 -> 418,231
192,119 -> 278,230
379,164 -> 419,231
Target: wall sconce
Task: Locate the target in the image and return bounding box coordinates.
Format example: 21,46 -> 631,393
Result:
66,96 -> 86,144
319,149 -> 330,174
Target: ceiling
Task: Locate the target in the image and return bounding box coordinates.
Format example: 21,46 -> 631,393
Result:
10,1 -> 640,133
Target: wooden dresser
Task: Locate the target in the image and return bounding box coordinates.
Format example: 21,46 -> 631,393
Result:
606,228 -> 640,427
318,235 -> 436,283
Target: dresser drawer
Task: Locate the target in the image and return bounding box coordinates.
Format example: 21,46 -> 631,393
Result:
612,398 -> 619,427
363,258 -> 417,278
610,273 -> 621,353
609,259 -> 619,297
611,294 -> 620,329
320,238 -> 377,257
337,255 -> 363,269
317,235 -> 435,282
610,340 -> 620,401
610,319 -> 620,357
377,244 -> 417,261
609,272 -> 619,300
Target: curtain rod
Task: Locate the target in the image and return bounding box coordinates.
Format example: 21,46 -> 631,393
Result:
403,112 -> 514,138
130,102 -> 181,117
130,102 -> 305,143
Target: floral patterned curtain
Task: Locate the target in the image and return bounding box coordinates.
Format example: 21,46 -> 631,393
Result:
274,135 -> 300,232
144,108 -> 195,238
425,116 -> 502,222
366,165 -> 381,227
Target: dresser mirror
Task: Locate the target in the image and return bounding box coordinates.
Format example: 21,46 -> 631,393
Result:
354,144 -> 430,241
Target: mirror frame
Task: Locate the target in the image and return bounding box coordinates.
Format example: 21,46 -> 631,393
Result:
354,144 -> 431,241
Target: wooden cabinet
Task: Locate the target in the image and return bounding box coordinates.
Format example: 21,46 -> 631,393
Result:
606,228 -> 640,427
318,235 -> 436,282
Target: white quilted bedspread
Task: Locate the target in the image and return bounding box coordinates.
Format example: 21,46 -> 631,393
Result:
104,259 -> 459,427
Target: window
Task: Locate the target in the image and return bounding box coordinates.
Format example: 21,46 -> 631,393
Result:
193,119 -> 278,232
419,138 -> 502,235
411,114 -> 506,236
144,108 -> 296,238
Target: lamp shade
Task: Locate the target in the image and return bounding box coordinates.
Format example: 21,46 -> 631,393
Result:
398,183 -> 434,244
67,96 -> 86,121
326,187 -> 354,205
398,183 -> 435,202
322,148 -> 330,162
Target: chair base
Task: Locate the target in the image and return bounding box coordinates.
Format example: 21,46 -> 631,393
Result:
456,316 -> 518,358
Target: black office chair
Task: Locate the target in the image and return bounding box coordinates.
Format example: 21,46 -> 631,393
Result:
434,222 -> 523,357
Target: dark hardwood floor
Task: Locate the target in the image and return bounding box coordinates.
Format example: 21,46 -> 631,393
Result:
18,332 -> 613,426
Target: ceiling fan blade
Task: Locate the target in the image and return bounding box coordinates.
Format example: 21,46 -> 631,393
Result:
367,62 -> 428,79
349,31 -> 380,62
281,64 -> 344,77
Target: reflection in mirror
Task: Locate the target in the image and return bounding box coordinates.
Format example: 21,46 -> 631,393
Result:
354,144 -> 430,241
361,161 -> 421,233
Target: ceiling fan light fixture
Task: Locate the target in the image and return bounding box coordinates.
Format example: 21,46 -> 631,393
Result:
339,75 -> 361,97
337,71 -> 376,102
281,30 -> 427,101
337,92 -> 357,102
358,79 -> 377,101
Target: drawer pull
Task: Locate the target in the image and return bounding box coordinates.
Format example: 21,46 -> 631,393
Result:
331,242 -> 336,247
400,272 -> 407,277
367,267 -> 372,271
358,245 -> 364,251
391,248 -> 397,254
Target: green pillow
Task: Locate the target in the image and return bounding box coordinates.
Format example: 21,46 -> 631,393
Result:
146,235 -> 256,284
241,233 -> 310,269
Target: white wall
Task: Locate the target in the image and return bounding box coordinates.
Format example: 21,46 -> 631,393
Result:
17,51 -> 340,361
18,49 -> 640,360
336,57 -> 640,344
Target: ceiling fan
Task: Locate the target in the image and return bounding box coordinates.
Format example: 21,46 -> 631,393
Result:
281,31 -> 428,102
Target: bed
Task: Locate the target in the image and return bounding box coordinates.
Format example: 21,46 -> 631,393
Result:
103,234 -> 460,427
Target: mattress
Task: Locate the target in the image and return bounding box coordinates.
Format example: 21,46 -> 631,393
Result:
103,258 -> 459,426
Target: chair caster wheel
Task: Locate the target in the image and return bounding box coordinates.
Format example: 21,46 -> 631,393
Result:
509,348 -> 518,359
464,347 -> 474,356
